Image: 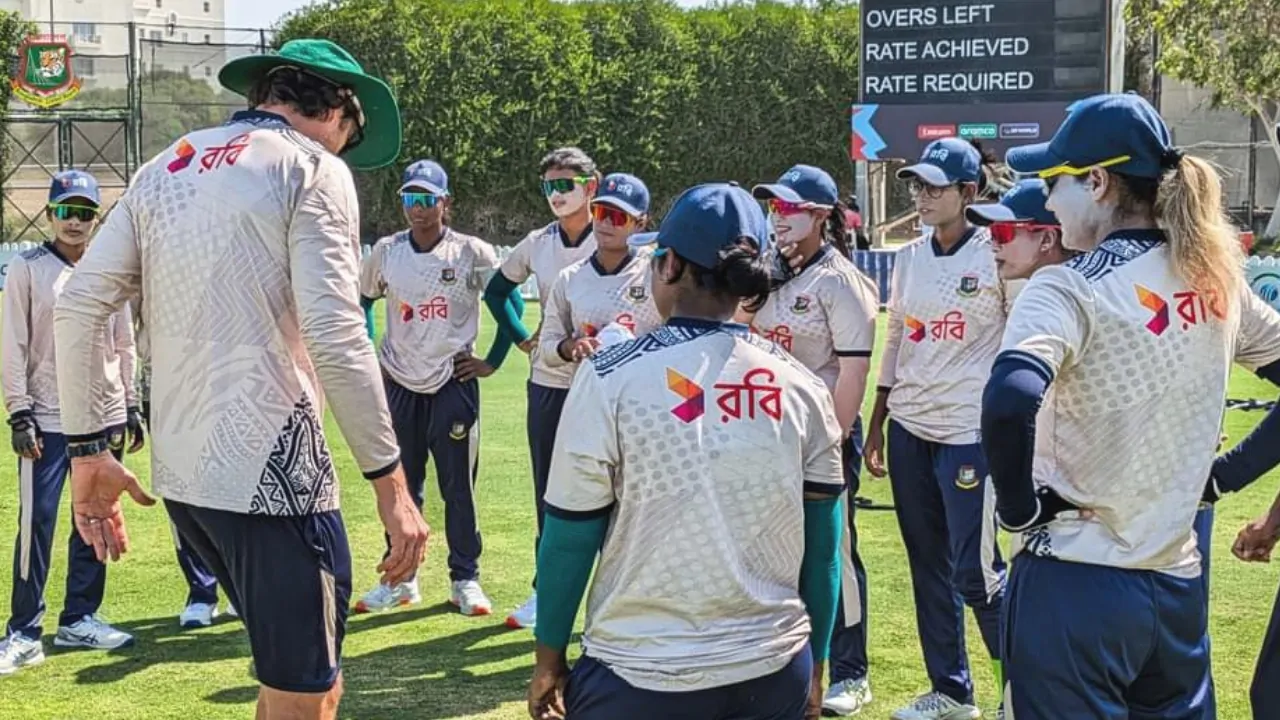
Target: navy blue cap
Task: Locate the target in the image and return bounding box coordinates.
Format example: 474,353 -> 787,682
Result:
49,170 -> 100,206
897,138 -> 982,187
967,179 -> 1059,226
752,164 -> 838,206
399,159 -> 449,195
592,173 -> 650,217
628,183 -> 771,269
1006,93 -> 1175,180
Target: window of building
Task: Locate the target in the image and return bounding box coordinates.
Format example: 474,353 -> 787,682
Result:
204,1 -> 211,11
183,65 -> 190,75
71,22 -> 96,41
204,66 -> 212,77
156,0 -> 162,7
149,30 -> 162,41
204,34 -> 211,43
79,57 -> 95,76
182,32 -> 189,42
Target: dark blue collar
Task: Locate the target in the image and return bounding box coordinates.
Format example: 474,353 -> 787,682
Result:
590,249 -> 635,276
1099,228 -> 1167,246
43,241 -> 74,268
931,225 -> 978,257
666,316 -> 750,336
229,109 -> 292,127
558,222 -> 593,248
796,244 -> 832,274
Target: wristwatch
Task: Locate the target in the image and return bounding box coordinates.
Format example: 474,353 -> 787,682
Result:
67,437 -> 111,458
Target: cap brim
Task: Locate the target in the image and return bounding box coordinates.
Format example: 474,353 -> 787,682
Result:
49,192 -> 100,206
627,231 -> 659,249
1005,142 -> 1067,175
965,203 -> 1023,226
896,164 -> 952,186
751,184 -> 803,203
593,196 -> 644,217
399,180 -> 447,196
219,55 -> 402,171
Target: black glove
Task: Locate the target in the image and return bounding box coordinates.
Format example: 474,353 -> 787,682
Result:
997,486 -> 1085,533
1202,473 -> 1222,505
7,411 -> 41,458
126,406 -> 146,453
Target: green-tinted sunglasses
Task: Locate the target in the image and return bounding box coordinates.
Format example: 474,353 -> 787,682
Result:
401,192 -> 441,209
49,204 -> 99,222
541,176 -> 592,197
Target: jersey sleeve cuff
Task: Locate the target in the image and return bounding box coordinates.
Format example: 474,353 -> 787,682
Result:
996,349 -> 1056,383
803,480 -> 845,496
66,431 -> 107,444
362,458 -> 401,480
545,502 -> 615,522
835,349 -> 872,358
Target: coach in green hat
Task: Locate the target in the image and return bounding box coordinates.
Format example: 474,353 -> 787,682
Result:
219,38 -> 401,170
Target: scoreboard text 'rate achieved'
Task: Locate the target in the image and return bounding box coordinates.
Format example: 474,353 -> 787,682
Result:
851,0 -> 1112,161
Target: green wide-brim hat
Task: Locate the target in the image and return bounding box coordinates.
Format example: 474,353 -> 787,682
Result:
218,38 -> 402,171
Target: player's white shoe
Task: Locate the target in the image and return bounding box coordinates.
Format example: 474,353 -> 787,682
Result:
179,602 -> 218,628
353,580 -> 421,614
225,604 -> 239,619
450,580 -> 493,616
0,632 -> 44,675
54,614 -> 134,650
822,677 -> 872,716
891,691 -> 981,720
506,592 -> 537,629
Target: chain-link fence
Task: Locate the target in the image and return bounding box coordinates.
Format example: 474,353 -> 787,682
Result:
3,22 -> 273,241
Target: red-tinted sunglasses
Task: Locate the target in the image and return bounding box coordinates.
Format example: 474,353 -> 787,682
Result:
767,199 -> 809,216
591,203 -> 635,227
990,221 -> 1058,245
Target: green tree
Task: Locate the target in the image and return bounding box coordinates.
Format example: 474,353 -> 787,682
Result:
1128,0 -> 1280,237
276,0 -> 862,243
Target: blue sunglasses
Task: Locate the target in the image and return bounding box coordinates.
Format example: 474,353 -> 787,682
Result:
402,192 -> 441,209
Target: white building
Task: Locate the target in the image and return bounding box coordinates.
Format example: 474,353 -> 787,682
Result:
1,0 -> 228,89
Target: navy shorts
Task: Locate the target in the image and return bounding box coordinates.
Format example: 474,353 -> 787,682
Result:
565,645 -> 813,720
164,500 -> 352,693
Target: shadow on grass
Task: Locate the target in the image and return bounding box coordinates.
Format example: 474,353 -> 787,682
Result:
69,605 -> 562,719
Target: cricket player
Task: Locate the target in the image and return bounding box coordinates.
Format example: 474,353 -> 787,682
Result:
527,183 -> 844,720
354,159 -> 505,617
867,139 -> 1008,720
482,147 -> 598,630
746,165 -> 879,717
983,92 -> 1280,719
51,40 -> 429,719
539,172 -> 660,367
0,171 -> 144,675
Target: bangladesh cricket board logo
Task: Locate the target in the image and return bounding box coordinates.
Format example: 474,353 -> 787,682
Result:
12,36 -> 82,109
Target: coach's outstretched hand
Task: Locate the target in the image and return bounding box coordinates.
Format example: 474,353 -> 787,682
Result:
8,411 -> 42,460
125,406 -> 146,453
1233,515 -> 1280,563
70,452 -> 156,562
372,466 -> 430,586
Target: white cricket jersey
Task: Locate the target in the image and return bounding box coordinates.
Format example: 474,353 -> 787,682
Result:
878,229 -> 1009,444
2,244 -> 134,433
53,111 -> 400,516
499,221 -> 596,388
545,318 -> 845,692
1002,230 -> 1280,577
537,250 -> 663,372
361,229 -> 499,394
751,245 -> 879,393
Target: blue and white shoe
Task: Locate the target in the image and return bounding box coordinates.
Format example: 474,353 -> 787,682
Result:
54,614 -> 134,650
179,602 -> 218,629
0,632 -> 44,675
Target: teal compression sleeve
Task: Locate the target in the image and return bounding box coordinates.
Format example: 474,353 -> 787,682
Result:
360,296 -> 376,341
800,496 -> 843,662
483,272 -> 532,344
533,512 -> 608,651
482,291 -> 525,370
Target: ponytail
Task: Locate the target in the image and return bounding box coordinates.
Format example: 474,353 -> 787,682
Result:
1156,155 -> 1244,312
968,139 -> 1000,200
823,201 -> 853,259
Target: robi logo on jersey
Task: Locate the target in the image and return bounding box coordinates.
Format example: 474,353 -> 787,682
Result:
1135,284 -> 1224,336
400,295 -> 450,322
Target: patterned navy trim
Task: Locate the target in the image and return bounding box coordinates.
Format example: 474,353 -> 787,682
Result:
250,396 -> 337,515
20,244 -> 51,262
1064,233 -> 1164,283
228,109 -> 292,128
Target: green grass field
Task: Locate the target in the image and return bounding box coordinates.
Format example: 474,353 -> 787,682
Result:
0,305 -> 1278,719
